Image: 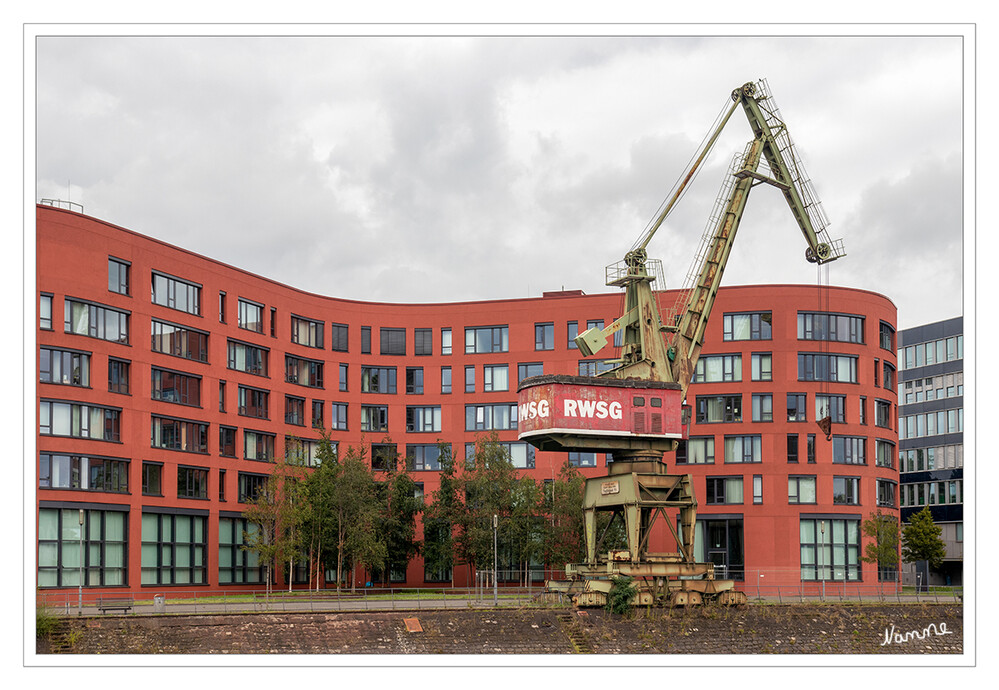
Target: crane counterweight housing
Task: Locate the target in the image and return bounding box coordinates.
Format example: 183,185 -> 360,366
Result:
518,79 -> 843,607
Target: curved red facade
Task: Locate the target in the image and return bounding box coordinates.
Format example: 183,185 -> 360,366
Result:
35,203 -> 899,595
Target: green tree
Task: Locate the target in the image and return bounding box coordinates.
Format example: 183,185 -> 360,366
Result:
861,509 -> 900,577
901,506 -> 947,570
545,459 -> 586,571
459,435 -> 518,576
298,431 -> 341,590
241,456 -> 303,594
371,447 -> 422,584
329,446 -> 386,591
422,444 -> 461,583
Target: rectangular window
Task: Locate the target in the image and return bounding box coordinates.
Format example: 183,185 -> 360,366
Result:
338,363 -> 348,392
535,322 -> 555,350
676,437 -> 715,464
800,518 -> 861,582
40,294 -> 53,330
237,298 -> 264,333
177,465 -> 209,499
814,394 -> 846,423
706,477 -> 744,505
832,436 -> 866,465
693,355 -> 742,383
407,443 -> 446,471
787,433 -> 799,463
108,358 -> 129,394
751,394 -> 773,422
219,426 -> 237,457
568,321 -> 579,349
465,403 -> 518,431
150,415 -> 208,453
142,462 -> 162,495
39,400 -> 121,442
797,312 -> 864,344
882,362 -> 895,389
441,366 -> 452,394
380,327 -> 406,355
40,347 -> 91,387
331,402 -> 348,431
152,319 -> 209,363
568,451 -> 600,468
406,367 -> 425,394
786,393 -> 807,422
483,364 -> 510,392
723,312 -> 772,341
219,291 -> 226,323
465,325 -> 509,354
751,353 -> 772,381
108,257 -> 130,295
807,434 -> 816,463
361,366 -> 397,394
330,323 -> 349,352
361,405 -> 388,432
37,508 -> 128,588
243,430 -> 275,462
465,365 -> 475,393
238,472 -> 269,503
875,439 -> 895,469
696,395 -> 742,423
285,395 -> 306,426
753,475 -> 763,504
238,385 -> 269,419
798,353 -> 858,383
39,453 -> 129,493
788,476 -> 817,504
518,362 -> 544,382
466,441 -> 535,469
874,399 -> 892,428
360,326 -> 371,354
311,400 -> 324,429
269,308 -> 277,337
723,435 -> 761,463
219,380 -> 226,413
65,298 -> 130,344
415,328 -> 433,356
285,354 -> 324,388
218,517 -> 263,584
833,476 -> 860,505
371,443 -> 398,472
151,272 -> 201,316
578,359 -> 617,376
285,436 -> 321,466
877,479 -> 897,508
291,315 -> 324,349
227,339 -> 269,376
140,512 -> 207,586
151,367 -> 201,406
406,406 -> 442,432
879,322 -> 895,351
441,328 -> 452,355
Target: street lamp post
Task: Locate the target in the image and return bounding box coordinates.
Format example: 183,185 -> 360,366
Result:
78,509 -> 84,615
819,520 -> 826,601
493,514 -> 498,607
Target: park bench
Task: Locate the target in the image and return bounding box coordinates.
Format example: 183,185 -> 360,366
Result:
96,595 -> 134,614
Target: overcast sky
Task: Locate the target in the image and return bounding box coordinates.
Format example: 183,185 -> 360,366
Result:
32,29 -> 969,331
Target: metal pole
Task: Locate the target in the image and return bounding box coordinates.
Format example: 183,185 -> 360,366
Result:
78,509 -> 84,615
819,520 -> 826,601
493,514 -> 498,607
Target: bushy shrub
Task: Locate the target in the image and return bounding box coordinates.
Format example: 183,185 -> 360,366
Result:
605,575 -> 638,615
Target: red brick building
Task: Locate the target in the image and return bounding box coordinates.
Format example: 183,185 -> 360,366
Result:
35,202 -> 899,596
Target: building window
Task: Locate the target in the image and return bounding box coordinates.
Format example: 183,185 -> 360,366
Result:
37,508 -> 127,588
152,320 -> 209,363
40,294 -> 53,330
483,364 -> 510,392
579,359 -> 617,377
218,517 -> 263,584
311,400 -> 324,429
227,339 -> 269,376
151,272 -> 201,316
65,298 -> 130,344
285,436 -> 321,466
142,462 -> 162,495
237,298 -> 264,333
372,443 -> 397,472
706,476 -> 744,504
151,367 -> 201,406
465,403 -> 518,431
535,323 -> 555,350
465,325 -> 509,354
833,476 -> 860,505
441,328 -> 452,355
150,415 -> 208,453
751,394 -> 773,422
406,367 -> 425,394
807,434 -> 816,463
108,257 -> 130,295
361,326 -> 371,354
238,385 -> 269,419
751,352 -> 772,381
797,353 -> 858,383
815,394 -> 846,424
832,436 -> 866,465
40,347 -> 91,387
676,437 -> 715,464
238,472 -> 268,503
874,399 -> 892,428
568,451 -> 601,468
877,479 -> 897,508
141,512 -> 207,585
723,312 -> 771,341
415,328 -> 433,356
361,366 -> 397,394
879,322 -> 895,351
244,430 -> 276,462
882,362 -> 895,389
285,355 -> 324,388
788,476 -> 817,504
218,380 -> 226,412
331,402 -> 348,431
380,327 -> 406,355
786,393 -> 807,422
466,441 -> 535,469
361,405 -> 388,432
723,435 -> 761,463
696,395 -> 742,423
797,312 -> 864,343
39,400 -> 121,442
339,363 -> 349,392
786,434 -> 799,463
753,475 -> 763,504
441,366 -> 452,394
39,453 -> 129,493
800,518 -> 861,581
108,358 -> 130,394
219,426 -> 237,457
219,291 -> 226,323
875,439 -> 895,469
693,355 -> 742,383
177,465 -> 209,499
285,395 -> 306,426
406,406 -> 442,432
465,365 -> 475,393
329,323 -> 349,352
518,362 -> 543,382
407,444 -> 446,471
567,321 -> 579,349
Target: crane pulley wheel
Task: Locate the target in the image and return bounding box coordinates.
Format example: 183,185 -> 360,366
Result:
805,243 -> 832,263
732,81 -> 757,102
